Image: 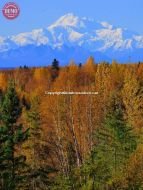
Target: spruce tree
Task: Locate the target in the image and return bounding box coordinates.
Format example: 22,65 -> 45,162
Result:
0,81 -> 29,190
51,59 -> 60,80
52,59 -> 60,71
26,96 -> 55,189
80,92 -> 137,189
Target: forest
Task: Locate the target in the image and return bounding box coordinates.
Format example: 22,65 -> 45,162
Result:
0,57 -> 143,190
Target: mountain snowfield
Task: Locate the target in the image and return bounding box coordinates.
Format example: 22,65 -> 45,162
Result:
1,13 -> 143,67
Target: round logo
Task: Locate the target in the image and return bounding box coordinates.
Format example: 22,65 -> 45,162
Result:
2,2 -> 20,20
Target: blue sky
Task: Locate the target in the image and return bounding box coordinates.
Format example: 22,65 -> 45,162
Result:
0,0 -> 143,36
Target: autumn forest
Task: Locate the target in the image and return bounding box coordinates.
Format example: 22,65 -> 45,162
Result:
0,57 -> 143,189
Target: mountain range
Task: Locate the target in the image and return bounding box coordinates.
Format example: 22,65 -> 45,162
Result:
1,13 -> 143,67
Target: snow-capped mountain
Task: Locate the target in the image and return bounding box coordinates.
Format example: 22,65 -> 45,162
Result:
0,13 -> 143,67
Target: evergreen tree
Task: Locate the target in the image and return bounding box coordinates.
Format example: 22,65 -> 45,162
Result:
80,92 -> 137,189
0,81 -> 29,190
51,59 -> 60,80
0,89 -> 3,103
23,65 -> 29,70
52,59 -> 60,71
78,63 -> 82,68
26,96 -> 55,189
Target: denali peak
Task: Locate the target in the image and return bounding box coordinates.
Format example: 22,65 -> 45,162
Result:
0,13 -> 143,66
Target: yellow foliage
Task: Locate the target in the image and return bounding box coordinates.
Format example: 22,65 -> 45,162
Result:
0,72 -> 7,90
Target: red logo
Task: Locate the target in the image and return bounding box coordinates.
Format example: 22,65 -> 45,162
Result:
2,2 -> 20,20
